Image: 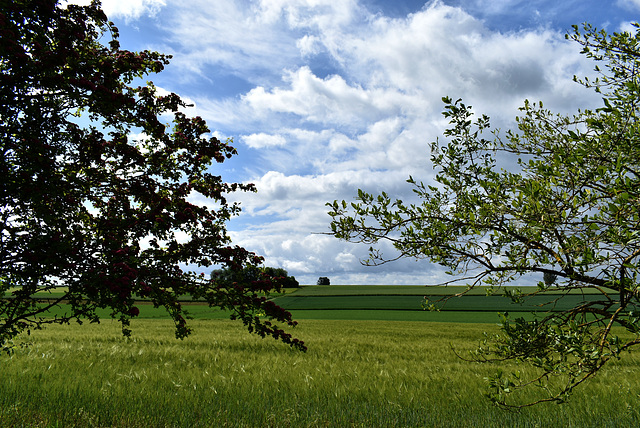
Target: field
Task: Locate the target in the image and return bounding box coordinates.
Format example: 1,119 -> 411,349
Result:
2,285 -> 640,427
33,284 -> 614,324
273,285 -> 608,313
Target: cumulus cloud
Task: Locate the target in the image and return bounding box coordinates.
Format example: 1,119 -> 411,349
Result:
243,67 -> 403,127
197,1 -> 599,284
242,133 -> 288,148
102,0 -> 165,20
112,0 -> 608,284
64,0 -> 165,20
618,0 -> 640,11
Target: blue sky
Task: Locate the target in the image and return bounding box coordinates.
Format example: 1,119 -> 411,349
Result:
79,0 -> 639,285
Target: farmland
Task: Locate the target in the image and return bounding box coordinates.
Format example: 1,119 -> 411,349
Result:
272,284 -> 608,313
32,284 -> 613,324
2,285 -> 639,427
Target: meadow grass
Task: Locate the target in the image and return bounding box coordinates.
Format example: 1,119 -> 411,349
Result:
1,319 -> 639,427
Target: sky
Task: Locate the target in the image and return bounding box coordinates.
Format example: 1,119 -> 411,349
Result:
79,0 -> 639,285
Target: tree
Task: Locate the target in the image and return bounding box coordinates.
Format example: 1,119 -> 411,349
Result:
210,266 -> 299,289
262,267 -> 299,288
328,23 -> 640,407
317,277 -> 330,285
0,0 -> 305,352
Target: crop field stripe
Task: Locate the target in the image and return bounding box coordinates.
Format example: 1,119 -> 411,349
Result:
33,291 -> 625,322
287,285 -> 606,296
286,309 -> 536,323
20,285 -> 607,300
271,293 -> 622,312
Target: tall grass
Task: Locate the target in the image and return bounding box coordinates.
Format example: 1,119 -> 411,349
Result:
1,319 -> 639,427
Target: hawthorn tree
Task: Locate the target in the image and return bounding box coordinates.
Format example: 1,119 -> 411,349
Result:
328,23 -> 640,407
0,0 -> 305,352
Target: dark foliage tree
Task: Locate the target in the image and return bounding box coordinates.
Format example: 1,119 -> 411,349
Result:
317,277 -> 330,286
263,267 -> 299,288
328,23 -> 640,406
0,0 -> 305,352
211,266 -> 299,289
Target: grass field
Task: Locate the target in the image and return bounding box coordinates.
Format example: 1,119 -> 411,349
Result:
2,319 -> 640,427
33,284 -> 616,322
29,283 -> 622,329
270,285 -> 621,323
273,293 -> 605,312
3,285 -> 639,426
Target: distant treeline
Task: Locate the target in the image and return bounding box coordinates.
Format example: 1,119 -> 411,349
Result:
210,266 -> 299,288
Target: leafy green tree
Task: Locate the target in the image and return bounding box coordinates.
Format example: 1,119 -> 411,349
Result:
211,266 -> 299,289
328,23 -> 640,406
0,0 -> 305,352
263,267 -> 299,288
317,277 -> 330,285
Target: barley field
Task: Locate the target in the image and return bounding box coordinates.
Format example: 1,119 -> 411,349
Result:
1,318 -> 639,427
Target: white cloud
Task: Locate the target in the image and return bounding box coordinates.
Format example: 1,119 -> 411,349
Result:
64,0 -> 165,20
208,2 -> 600,284
243,67 -> 403,127
242,133 -> 287,148
153,86 -> 201,120
255,0 -> 362,29
335,251 -> 358,269
297,34 -> 321,56
103,0 -> 165,20
619,21 -> 640,33
120,0 -> 608,284
617,0 -> 640,11
157,0 -> 313,82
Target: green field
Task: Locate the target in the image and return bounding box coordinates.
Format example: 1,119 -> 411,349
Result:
41,303 -> 513,323
273,293 -> 602,312
2,319 -> 640,427
271,285 -> 618,322
3,285 -> 638,426
28,284 -> 623,326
